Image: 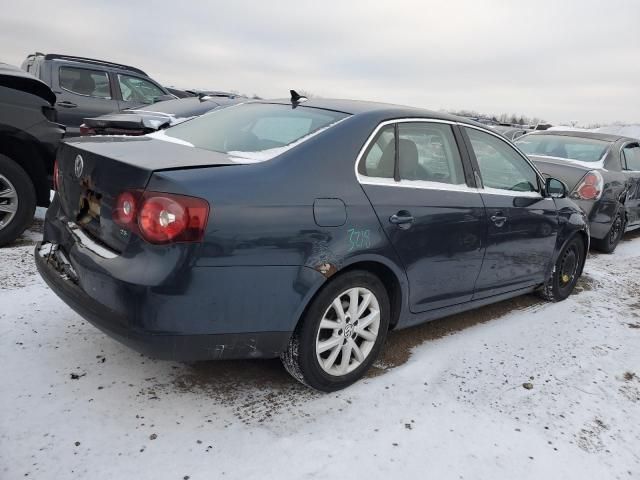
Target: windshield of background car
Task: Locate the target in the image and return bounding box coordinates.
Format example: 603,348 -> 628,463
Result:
516,134 -> 610,163
163,103 -> 349,159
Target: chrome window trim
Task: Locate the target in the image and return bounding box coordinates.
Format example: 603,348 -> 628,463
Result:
359,176 -> 481,194
354,117 -> 546,198
354,118 -> 473,193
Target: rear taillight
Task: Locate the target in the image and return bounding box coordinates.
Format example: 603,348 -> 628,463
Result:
53,160 -> 60,191
79,124 -> 96,136
113,190 -> 209,244
570,170 -> 603,201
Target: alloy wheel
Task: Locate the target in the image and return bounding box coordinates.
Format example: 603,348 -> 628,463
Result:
315,287 -> 381,376
0,174 -> 18,231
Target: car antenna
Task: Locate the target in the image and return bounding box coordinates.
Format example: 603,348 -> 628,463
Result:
290,90 -> 308,106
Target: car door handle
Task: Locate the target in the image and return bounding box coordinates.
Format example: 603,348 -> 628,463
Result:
389,211 -> 414,229
56,101 -> 77,108
490,213 -> 508,227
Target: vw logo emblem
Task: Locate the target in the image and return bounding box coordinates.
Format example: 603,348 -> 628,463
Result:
74,155 -> 84,178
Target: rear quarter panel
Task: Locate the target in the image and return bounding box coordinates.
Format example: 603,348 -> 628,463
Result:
145,113 -> 409,333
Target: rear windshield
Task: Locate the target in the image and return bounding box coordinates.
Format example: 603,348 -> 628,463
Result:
163,103 -> 349,160
516,134 -> 610,163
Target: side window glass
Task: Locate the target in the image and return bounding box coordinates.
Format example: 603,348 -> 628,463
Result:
59,67 -> 111,99
359,125 -> 395,178
466,127 -> 539,193
622,145 -> 640,171
398,123 -> 465,185
117,74 -> 165,104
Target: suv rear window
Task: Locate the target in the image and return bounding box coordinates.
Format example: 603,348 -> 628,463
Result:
163,103 -> 349,160
516,134 -> 610,163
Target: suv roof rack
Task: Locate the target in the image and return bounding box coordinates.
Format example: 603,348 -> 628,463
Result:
41,54 -> 147,76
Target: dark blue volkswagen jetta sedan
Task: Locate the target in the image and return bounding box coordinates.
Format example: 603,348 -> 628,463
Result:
36,96 -> 589,391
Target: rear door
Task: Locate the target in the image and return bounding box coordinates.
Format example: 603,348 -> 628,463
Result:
358,120 -> 486,312
621,143 -> 640,227
462,126 -> 558,298
53,65 -> 120,135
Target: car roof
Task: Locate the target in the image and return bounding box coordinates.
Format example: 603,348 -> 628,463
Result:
254,98 -> 485,126
524,130 -> 633,143
28,53 -> 148,76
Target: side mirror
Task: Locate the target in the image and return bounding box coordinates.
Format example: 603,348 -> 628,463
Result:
546,177 -> 567,198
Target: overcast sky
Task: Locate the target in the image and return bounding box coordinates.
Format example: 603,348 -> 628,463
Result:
2,0 -> 639,125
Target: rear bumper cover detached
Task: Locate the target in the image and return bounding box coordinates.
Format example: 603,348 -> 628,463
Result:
35,242 -> 291,361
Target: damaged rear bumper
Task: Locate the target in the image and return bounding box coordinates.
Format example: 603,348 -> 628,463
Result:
35,242 -> 291,361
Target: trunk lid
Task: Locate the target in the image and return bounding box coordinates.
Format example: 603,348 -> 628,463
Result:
529,155 -> 597,191
57,135 -> 239,252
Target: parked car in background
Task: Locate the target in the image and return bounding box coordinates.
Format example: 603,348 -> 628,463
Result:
0,63 -> 64,246
164,87 -> 194,98
36,97 -> 588,391
80,94 -> 244,136
21,53 -> 174,136
491,125 -> 530,141
184,89 -> 246,99
516,130 -> 640,252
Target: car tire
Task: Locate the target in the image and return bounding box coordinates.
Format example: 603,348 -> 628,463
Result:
538,236 -> 586,302
281,270 -> 390,392
592,209 -> 625,254
0,154 -> 36,247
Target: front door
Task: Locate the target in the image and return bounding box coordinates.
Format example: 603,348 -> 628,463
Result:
462,126 -> 559,298
358,121 -> 486,312
621,143 -> 640,227
54,65 -> 120,135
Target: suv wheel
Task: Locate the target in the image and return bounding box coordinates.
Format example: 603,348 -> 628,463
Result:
592,210 -> 625,254
539,236 -> 586,302
281,271 -> 390,392
0,154 -> 36,247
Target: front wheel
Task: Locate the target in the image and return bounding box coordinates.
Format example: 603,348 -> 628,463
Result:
281,271 -> 390,392
592,210 -> 625,253
538,236 -> 586,302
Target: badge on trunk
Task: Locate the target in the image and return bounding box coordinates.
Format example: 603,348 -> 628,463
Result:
74,155 -> 84,178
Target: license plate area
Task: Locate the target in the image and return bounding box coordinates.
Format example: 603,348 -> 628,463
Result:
38,243 -> 79,284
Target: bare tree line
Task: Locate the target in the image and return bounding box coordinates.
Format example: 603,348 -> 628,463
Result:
446,109 -> 546,126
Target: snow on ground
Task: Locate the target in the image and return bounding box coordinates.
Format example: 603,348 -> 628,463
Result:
1,223 -> 640,480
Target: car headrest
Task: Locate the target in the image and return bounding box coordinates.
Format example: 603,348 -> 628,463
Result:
399,138 -> 420,180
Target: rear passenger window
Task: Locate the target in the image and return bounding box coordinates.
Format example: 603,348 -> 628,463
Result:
59,67 -> 111,99
398,123 -> 465,185
465,127 -> 540,193
622,144 -> 640,171
359,125 -> 395,178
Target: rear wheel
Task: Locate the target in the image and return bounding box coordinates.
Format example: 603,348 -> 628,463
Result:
592,209 -> 625,253
538,236 -> 586,302
0,154 -> 36,247
281,271 -> 390,392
